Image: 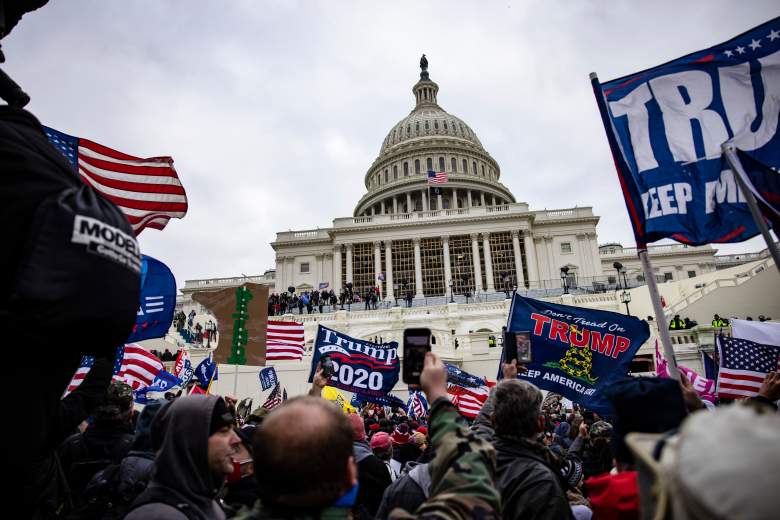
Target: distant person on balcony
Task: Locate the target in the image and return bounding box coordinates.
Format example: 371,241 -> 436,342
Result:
683,317 -> 697,329
669,315 -> 685,330
712,314 -> 728,327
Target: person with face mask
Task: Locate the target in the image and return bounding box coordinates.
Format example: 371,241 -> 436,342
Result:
222,424 -> 257,512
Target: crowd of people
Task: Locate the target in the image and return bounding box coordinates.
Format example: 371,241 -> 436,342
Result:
172,311 -> 217,347
35,351 -> 779,520
667,313 -> 774,330
268,286 -> 416,316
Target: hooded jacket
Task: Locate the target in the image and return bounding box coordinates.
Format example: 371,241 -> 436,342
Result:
125,395 -> 227,520
374,462 -> 431,519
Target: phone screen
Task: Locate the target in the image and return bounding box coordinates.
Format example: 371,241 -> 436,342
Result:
403,328 -> 431,384
515,331 -> 532,363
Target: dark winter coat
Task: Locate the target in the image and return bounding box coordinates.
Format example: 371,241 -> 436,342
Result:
375,462 -> 431,519
353,440 -> 392,519
125,396 -> 227,520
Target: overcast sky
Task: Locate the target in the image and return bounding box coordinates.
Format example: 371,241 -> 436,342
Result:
5,1 -> 778,288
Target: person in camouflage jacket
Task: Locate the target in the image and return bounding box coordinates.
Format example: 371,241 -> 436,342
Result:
233,352 -> 500,520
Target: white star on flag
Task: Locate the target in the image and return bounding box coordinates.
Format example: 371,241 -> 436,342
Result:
724,50 -> 734,57
749,39 -> 762,50
768,29 -> 780,41
736,46 -> 746,54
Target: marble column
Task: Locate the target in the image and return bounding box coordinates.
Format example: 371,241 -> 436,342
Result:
345,243 -> 353,284
545,236 -> 556,284
406,192 -> 412,213
333,247 -> 342,294
492,195 -> 496,206
393,197 -> 398,214
442,235 -> 452,297
482,232 -> 495,291
437,192 -> 443,211
470,233 -> 483,293
413,237 -> 424,298
380,200 -> 386,214
373,241 -> 382,296
523,232 -> 538,286
452,188 -> 458,209
276,256 -> 286,294
467,190 -> 473,207
422,190 -> 429,211
588,232 -> 604,275
576,232 -> 592,277
511,230 -> 525,288
480,192 -> 486,206
385,240 -> 394,300
316,253 -> 324,287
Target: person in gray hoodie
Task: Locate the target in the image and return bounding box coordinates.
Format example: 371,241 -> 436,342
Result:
125,395 -> 240,520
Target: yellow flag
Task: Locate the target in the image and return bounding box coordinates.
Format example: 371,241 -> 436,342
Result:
321,386 -> 357,413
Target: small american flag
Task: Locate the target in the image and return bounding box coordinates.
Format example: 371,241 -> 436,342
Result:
113,344 -> 164,390
262,383 -> 283,410
267,320 -> 305,361
63,355 -> 95,397
427,170 -> 448,184
716,335 -> 780,399
44,126 -> 187,235
447,382 -> 492,419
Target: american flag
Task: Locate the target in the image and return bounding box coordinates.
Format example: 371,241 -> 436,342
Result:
427,170 -> 448,184
44,126 -> 187,235
267,320 -> 305,360
113,344 -> 164,390
716,335 -> 780,399
448,382 -> 492,419
63,355 -> 95,397
262,383 -> 283,410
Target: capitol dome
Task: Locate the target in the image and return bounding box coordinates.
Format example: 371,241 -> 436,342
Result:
354,56 -> 516,217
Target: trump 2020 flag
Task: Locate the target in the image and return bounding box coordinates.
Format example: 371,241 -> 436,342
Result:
195,353 -> 218,391
126,255 -> 177,343
259,366 -> 278,391
174,349 -> 194,385
593,17 -> 780,246
308,325 -> 399,397
406,390 -> 429,419
152,370 -> 182,392
507,294 -> 650,414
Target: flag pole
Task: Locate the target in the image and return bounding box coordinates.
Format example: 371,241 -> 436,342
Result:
638,249 -> 679,378
721,144 -> 780,276
589,72 -> 680,379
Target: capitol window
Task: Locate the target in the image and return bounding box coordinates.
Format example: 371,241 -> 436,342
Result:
427,158 -> 433,170
407,124 -> 411,136
443,120 -> 448,130
415,159 -> 421,174
451,158 -> 457,172
439,157 -> 445,171
434,120 -> 439,130
393,165 -> 398,179
300,263 -> 310,274
561,242 -> 572,254
415,122 -> 420,134
404,162 -> 409,176
463,159 -> 468,173
482,165 -> 486,176
473,161 -> 477,174
384,170 -> 388,183
425,121 -> 429,132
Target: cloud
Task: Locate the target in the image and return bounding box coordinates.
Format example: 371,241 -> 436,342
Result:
4,0 -> 777,287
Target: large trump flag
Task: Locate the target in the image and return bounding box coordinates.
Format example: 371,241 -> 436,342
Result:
592,17 -> 780,246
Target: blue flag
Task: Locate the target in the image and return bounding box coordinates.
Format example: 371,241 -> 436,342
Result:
406,390 -> 429,419
309,325 -> 399,398
594,17 -> 780,246
126,255 -> 177,343
152,370 -> 182,391
351,392 -> 406,409
195,354 -> 218,390
259,367 -> 278,391
445,363 -> 486,388
701,350 -> 720,383
506,294 -> 650,415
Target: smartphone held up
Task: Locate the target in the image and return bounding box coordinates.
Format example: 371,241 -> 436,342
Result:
503,329 -> 533,365
402,327 -> 431,385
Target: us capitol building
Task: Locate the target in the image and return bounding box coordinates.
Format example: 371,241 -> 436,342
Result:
171,58 -> 778,400
270,58 -> 713,300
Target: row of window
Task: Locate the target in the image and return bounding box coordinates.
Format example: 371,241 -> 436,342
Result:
383,117 -> 474,150
372,156 -> 495,187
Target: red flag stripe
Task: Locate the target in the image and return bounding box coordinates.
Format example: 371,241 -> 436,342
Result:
79,152 -> 181,177
80,138 -> 172,163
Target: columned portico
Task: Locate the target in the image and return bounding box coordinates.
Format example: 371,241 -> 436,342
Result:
413,237 -> 424,298
470,233 -> 483,293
